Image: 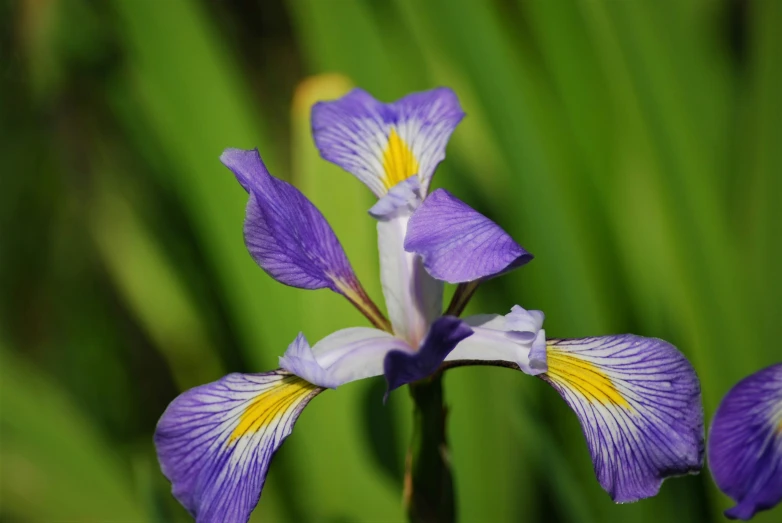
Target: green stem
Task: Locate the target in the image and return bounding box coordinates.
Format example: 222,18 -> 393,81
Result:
404,374 -> 455,523
445,281 -> 480,317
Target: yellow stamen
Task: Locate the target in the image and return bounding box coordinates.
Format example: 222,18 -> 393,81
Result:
230,376 -> 318,442
382,128 -> 418,190
545,349 -> 631,408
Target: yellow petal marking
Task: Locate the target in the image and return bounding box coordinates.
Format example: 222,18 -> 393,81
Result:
230,376 -> 318,442
545,348 -> 631,409
382,128 -> 418,190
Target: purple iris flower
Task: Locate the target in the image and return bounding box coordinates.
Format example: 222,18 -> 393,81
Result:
154,87 -> 705,523
708,363 -> 782,520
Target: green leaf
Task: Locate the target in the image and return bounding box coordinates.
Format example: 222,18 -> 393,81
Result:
0,348 -> 144,520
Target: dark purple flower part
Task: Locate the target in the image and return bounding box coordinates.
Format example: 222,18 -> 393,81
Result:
312,88 -> 464,198
155,371 -> 322,523
221,148 -> 358,292
708,363 -> 782,520
384,316 -> 473,398
404,189 -> 532,283
541,335 -> 703,502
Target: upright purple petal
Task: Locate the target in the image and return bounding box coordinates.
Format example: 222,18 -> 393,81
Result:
405,189 -> 532,283
155,371 -> 322,523
221,149 -> 390,330
221,148 -> 356,292
384,316 -> 473,397
708,363 -> 782,520
312,88 -> 464,198
541,335 -> 703,503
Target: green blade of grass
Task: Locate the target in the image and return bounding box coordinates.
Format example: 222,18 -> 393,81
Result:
0,348 -> 144,521
110,0 -> 298,368
90,161 -> 225,390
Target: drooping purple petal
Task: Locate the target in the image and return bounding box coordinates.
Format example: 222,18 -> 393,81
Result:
281,327 -> 412,388
384,316 -> 473,397
404,189 -> 532,283
708,363 -> 782,520
221,148 -> 357,293
312,88 -> 464,198
155,371 -> 322,523
541,335 -> 703,503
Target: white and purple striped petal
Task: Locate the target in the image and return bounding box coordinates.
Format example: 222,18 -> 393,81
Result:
541,335 -> 703,503
384,316 -> 473,397
446,305 -> 547,375
155,371 -> 322,523
404,189 -> 533,283
281,327 -> 412,388
312,88 -> 464,198
708,363 -> 782,520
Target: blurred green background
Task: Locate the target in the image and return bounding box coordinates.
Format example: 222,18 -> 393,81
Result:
1,0 -> 780,521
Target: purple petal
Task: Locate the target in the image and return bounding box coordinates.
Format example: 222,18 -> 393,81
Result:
221,148 -> 359,293
708,363 -> 782,520
155,371 -> 322,523
383,316 -> 473,397
404,189 -> 532,283
541,335 -> 704,503
312,88 -> 464,197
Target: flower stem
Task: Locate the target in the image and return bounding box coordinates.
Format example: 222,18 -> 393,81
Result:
445,281 -> 480,317
405,374 -> 455,523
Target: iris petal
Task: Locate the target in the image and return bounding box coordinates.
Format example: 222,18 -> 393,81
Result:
312,88 -> 464,198
708,363 -> 782,520
377,206 -> 444,347
281,327 -> 413,387
155,371 -> 322,523
221,148 -> 357,292
445,306 -> 547,375
541,336 -> 703,502
222,149 -> 389,329
404,189 -> 532,283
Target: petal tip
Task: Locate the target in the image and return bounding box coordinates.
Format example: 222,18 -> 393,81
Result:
405,189 -> 531,283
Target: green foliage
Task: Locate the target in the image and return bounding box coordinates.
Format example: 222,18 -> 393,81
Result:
1,0 -> 780,521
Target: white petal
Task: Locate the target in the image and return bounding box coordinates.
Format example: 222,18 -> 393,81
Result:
445,306 -> 547,375
377,212 -> 443,347
296,327 -> 412,386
